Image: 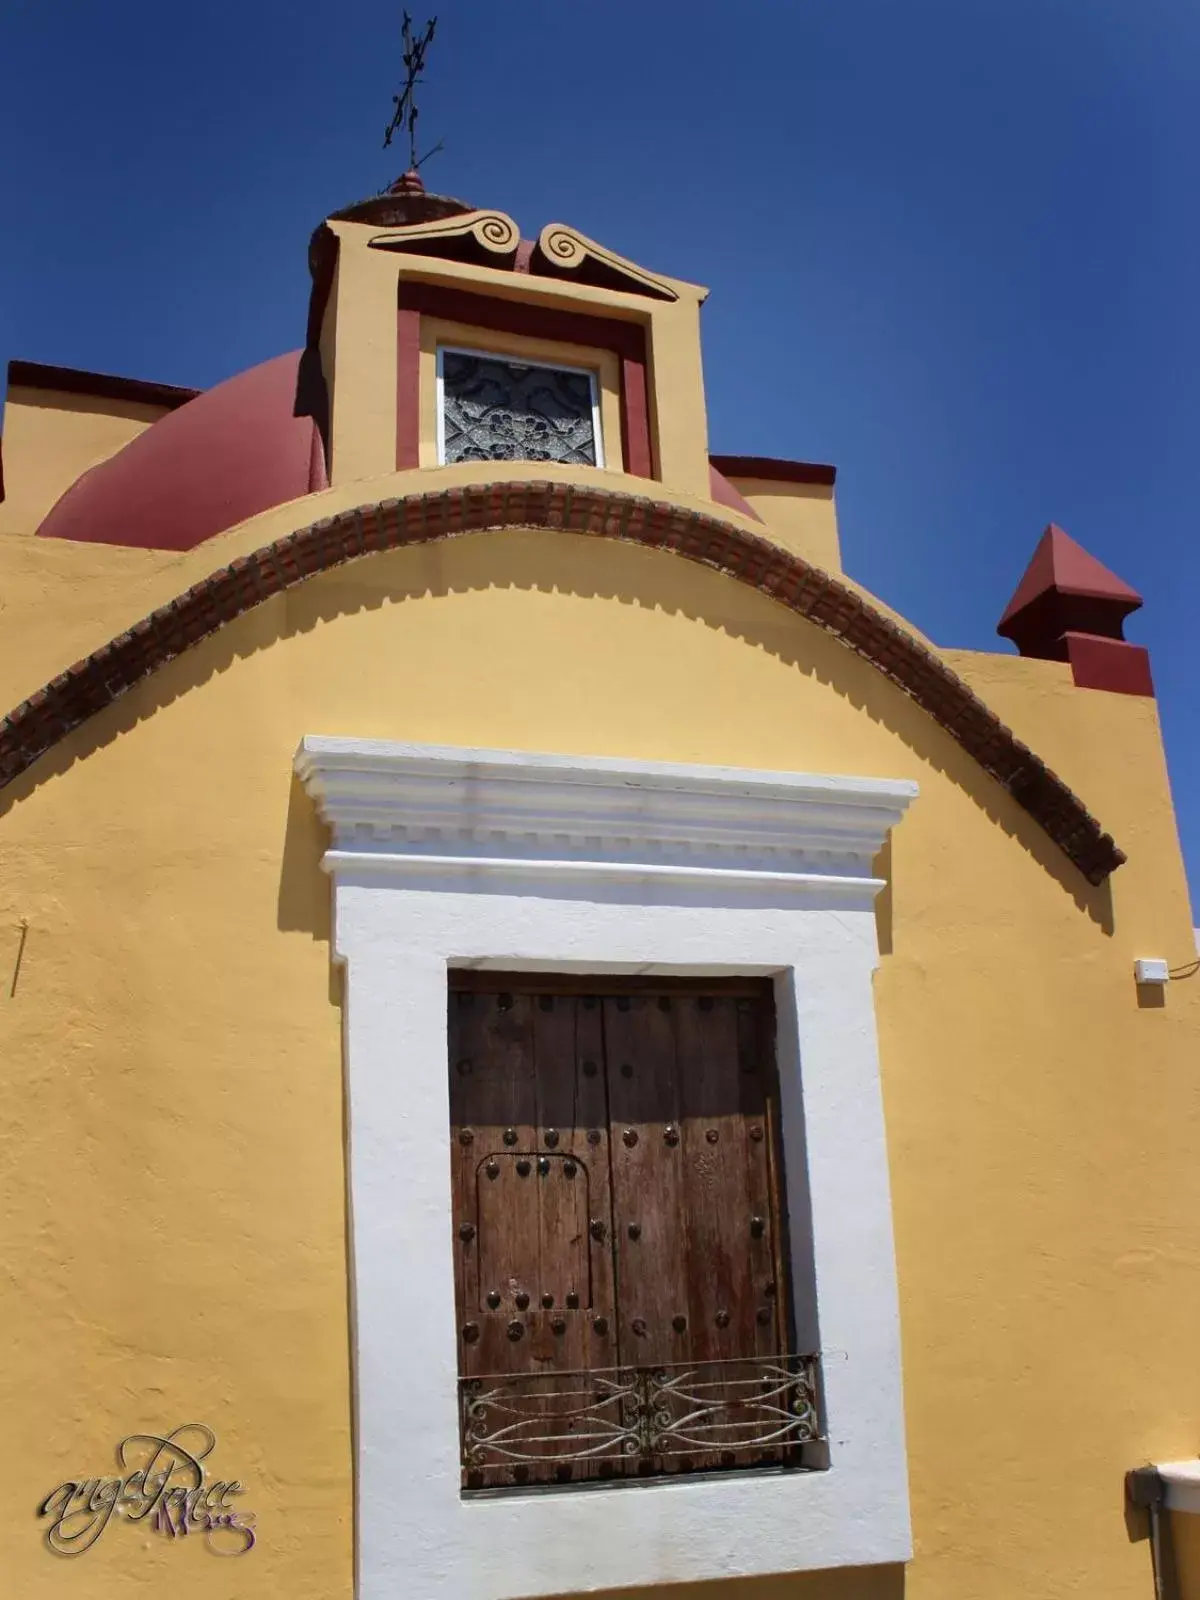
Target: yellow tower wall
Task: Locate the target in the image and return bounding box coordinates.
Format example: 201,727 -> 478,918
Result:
723,475 -> 843,573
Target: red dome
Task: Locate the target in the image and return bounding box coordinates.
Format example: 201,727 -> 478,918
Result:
37,351 -> 327,552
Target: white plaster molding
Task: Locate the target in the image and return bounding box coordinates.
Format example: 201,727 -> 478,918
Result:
294,737 -> 917,1599
1159,1460 -> 1200,1513
296,737 -> 916,901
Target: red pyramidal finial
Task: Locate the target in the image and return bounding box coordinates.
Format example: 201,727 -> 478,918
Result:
997,523 -> 1152,695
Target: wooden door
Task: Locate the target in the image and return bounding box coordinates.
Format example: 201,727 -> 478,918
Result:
449,976 -> 801,1489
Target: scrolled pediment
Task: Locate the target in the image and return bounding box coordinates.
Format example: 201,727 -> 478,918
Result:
368,209 -> 520,267
532,224 -> 678,301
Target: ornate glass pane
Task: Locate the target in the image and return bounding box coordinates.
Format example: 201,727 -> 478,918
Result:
441,351 -> 599,467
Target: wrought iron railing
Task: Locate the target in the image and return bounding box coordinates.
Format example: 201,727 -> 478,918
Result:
459,1354 -> 822,1489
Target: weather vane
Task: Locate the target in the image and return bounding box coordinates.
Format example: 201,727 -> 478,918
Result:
383,12 -> 442,172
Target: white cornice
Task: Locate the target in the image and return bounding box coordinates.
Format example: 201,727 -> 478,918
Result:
295,738 -> 916,899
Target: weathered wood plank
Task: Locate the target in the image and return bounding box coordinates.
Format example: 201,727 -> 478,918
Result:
604,993 -> 686,1370
449,988 -> 538,1381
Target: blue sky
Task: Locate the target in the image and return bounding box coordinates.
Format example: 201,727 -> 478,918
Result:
2,1 -> 1197,910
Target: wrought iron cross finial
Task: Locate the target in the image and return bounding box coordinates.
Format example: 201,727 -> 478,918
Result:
383,11 -> 441,172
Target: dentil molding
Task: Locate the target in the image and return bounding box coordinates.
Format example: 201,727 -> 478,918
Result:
294,737 -> 917,899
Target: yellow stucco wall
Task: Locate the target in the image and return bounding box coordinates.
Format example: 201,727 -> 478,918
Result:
1,514 -> 1198,1600
0,388 -> 170,538
724,476 -> 843,573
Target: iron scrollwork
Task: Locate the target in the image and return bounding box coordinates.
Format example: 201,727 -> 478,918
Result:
460,1354 -> 821,1486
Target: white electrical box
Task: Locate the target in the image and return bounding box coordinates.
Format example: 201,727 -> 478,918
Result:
1134,958 -> 1170,985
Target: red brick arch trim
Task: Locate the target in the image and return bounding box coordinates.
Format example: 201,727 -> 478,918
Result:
0,482 -> 1124,883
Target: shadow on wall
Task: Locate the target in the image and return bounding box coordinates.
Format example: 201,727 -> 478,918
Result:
0,527 -> 1113,936
544,1566 -> 906,1600
277,771 -> 341,1004
873,837 -> 894,957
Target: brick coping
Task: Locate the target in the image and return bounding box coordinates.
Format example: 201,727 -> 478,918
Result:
0,482 -> 1124,884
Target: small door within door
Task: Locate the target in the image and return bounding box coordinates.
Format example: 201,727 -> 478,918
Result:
449,976 -> 815,1490
449,988 -> 616,1381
